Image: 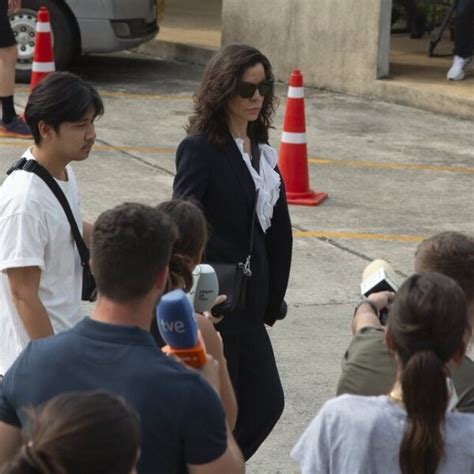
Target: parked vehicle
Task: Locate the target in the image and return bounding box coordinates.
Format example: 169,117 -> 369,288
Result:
9,0 -> 159,82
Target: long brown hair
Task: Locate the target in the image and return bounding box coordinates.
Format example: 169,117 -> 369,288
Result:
157,199 -> 208,292
387,272 -> 469,474
187,43 -> 277,148
1,391 -> 140,474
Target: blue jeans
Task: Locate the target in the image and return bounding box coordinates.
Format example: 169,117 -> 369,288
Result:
454,0 -> 474,57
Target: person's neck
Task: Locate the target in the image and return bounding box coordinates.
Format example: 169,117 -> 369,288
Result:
228,117 -> 248,141
389,379 -> 403,405
91,295 -> 154,331
31,145 -> 69,181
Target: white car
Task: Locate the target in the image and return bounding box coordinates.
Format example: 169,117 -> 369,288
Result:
10,0 -> 159,82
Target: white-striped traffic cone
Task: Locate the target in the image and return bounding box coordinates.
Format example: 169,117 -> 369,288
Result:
278,69 -> 327,206
30,7 -> 55,90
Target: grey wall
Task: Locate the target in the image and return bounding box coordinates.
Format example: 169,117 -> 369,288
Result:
222,0 -> 392,95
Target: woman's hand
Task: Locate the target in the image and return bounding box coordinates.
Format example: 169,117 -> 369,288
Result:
203,294 -> 227,324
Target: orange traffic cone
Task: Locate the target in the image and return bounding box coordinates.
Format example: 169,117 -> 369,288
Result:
30,7 -> 55,90
278,69 -> 327,206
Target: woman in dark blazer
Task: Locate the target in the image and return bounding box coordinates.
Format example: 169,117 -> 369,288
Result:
173,43 -> 292,460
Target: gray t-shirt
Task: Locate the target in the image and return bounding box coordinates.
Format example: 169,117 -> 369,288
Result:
291,394 -> 474,474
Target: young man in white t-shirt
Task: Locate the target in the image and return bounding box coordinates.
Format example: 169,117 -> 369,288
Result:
0,72 -> 104,374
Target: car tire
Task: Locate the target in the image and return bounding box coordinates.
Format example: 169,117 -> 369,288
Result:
10,0 -> 79,83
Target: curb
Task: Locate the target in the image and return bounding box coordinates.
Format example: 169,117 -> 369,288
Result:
136,39 -> 217,66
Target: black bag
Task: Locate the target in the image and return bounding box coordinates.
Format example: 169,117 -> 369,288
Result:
7,158 -> 97,302
209,140 -> 260,315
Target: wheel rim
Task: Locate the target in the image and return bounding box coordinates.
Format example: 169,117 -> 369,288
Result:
9,9 -> 38,71
10,9 -> 56,72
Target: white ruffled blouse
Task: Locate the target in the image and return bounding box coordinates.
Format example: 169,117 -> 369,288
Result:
234,138 -> 281,233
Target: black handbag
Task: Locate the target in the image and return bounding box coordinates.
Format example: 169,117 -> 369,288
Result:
7,158 -> 97,302
209,140 -> 260,315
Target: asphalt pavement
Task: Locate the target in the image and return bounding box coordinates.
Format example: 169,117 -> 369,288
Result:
1,52 -> 473,473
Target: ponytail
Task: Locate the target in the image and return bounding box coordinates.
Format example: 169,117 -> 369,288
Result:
1,443 -> 64,474
399,350 -> 447,474
168,253 -> 193,292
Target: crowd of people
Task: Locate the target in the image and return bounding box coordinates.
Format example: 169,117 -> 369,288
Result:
0,40 -> 473,474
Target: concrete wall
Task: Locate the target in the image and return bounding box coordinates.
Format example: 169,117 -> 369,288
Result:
222,0 -> 392,95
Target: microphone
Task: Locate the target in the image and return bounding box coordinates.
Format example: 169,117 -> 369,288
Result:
360,259 -> 399,325
187,264 -> 219,313
156,289 -> 207,368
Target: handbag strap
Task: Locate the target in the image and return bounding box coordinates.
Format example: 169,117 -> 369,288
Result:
240,139 -> 260,274
7,158 -> 89,266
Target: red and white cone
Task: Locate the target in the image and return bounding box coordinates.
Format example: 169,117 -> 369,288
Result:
278,69 -> 327,206
30,7 -> 55,90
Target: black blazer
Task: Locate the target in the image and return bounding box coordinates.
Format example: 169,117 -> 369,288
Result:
173,132 -> 292,331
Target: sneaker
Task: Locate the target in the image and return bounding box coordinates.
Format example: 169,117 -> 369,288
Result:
0,115 -> 33,138
447,55 -> 472,81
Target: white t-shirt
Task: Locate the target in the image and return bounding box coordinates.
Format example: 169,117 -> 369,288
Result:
291,394 -> 474,474
0,148 -> 84,374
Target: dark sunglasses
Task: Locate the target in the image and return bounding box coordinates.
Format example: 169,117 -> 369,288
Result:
237,80 -> 274,99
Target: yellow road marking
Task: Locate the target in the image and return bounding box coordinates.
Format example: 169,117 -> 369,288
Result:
97,91 -> 192,101
0,140 -> 176,155
1,138 -> 472,175
308,157 -> 474,174
93,144 -> 175,154
15,86 -> 192,101
294,230 -> 425,243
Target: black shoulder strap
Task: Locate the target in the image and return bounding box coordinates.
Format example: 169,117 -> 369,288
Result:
7,158 -> 89,265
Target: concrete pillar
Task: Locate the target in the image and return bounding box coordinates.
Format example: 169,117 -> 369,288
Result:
222,0 -> 392,95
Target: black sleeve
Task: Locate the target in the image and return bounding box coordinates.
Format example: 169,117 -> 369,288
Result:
264,166 -> 293,326
173,136 -> 211,203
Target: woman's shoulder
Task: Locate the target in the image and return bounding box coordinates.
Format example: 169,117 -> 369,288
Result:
178,132 -> 215,150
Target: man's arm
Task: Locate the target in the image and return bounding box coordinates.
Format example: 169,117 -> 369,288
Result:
351,291 -> 395,335
188,426 -> 244,474
82,221 -> 93,248
0,422 -> 21,466
7,266 -> 54,339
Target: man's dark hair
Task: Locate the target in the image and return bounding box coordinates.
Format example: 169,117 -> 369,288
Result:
91,203 -> 177,302
415,231 -> 474,305
25,71 -> 104,145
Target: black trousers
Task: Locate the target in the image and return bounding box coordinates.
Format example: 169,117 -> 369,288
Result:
220,324 -> 284,461
454,0 -> 474,57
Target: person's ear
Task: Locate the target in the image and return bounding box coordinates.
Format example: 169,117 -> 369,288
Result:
37,120 -> 54,142
384,329 -> 396,352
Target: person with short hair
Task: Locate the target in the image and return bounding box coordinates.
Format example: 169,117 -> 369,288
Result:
0,0 -> 32,137
0,71 -> 103,375
292,272 -> 474,473
173,43 -> 293,461
0,202 -> 245,474
336,231 -> 474,412
0,391 -> 140,474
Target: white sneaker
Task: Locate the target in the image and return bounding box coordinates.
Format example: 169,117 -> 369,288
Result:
447,55 -> 472,81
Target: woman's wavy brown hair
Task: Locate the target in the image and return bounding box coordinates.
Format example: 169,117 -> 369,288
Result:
187,43 -> 277,148
387,272 -> 469,474
157,199 -> 208,292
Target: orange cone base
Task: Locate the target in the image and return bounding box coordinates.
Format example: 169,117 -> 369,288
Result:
286,189 -> 328,206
